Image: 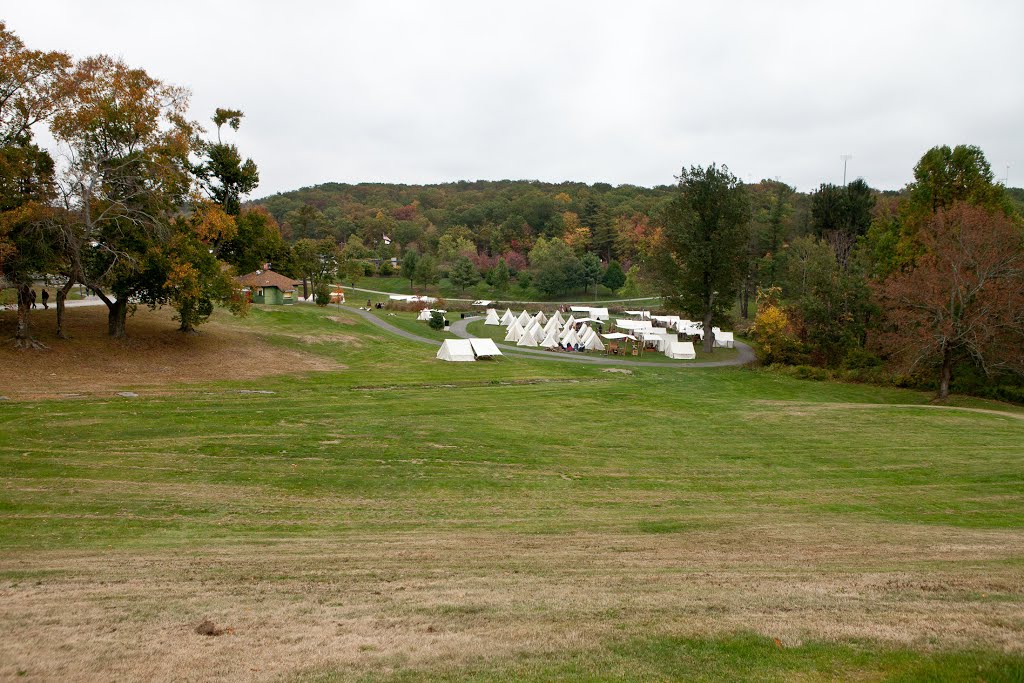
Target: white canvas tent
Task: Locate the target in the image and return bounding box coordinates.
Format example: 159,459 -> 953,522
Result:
564,314 -> 576,327
562,327 -> 582,348
714,331 -> 735,348
469,338 -> 502,357
535,310 -> 548,325
550,310 -> 564,325
417,308 -> 432,321
516,310 -> 531,326
517,327 -> 539,347
665,341 -> 696,360
540,328 -> 560,349
543,317 -> 561,336
504,320 -> 525,342
583,331 -> 605,351
500,308 -> 515,325
484,309 -> 501,325
589,307 -> 609,321
436,339 -> 476,362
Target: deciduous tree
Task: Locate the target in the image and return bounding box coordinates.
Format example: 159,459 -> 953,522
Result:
873,203 -> 1024,398
651,164 -> 751,352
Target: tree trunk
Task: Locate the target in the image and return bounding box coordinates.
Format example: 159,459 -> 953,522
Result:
938,347 -> 953,399
55,280 -> 75,339
740,282 -> 750,319
702,306 -> 715,354
302,277 -> 308,300
13,282 -> 46,349
108,299 -> 127,338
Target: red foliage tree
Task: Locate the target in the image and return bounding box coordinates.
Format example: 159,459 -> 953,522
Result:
873,203 -> 1024,398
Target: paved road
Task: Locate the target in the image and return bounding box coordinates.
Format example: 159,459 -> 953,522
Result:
347,306 -> 755,368
342,284 -> 661,306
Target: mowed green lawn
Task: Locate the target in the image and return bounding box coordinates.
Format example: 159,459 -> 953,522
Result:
1,304 -> 1022,681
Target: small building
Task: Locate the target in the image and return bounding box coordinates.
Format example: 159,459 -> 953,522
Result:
237,269 -> 302,305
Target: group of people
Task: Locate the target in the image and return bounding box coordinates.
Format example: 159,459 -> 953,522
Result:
26,288 -> 50,309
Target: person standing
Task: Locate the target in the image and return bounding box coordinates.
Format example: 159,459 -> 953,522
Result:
30,289 -> 37,309
41,289 -> 49,310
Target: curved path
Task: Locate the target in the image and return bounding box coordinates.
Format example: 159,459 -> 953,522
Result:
346,306 -> 755,368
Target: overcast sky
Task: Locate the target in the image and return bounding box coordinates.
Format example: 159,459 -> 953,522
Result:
7,1 -> 1023,197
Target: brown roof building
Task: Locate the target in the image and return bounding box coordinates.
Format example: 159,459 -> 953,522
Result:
237,269 -> 301,305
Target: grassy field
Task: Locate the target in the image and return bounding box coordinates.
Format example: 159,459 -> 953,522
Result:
1,303 -> 1023,681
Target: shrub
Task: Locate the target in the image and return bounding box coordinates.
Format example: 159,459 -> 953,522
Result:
313,282 -> 331,307
428,311 -> 446,330
378,261 -> 394,277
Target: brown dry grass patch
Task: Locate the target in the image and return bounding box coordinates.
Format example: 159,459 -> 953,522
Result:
0,306 -> 343,399
1,525 -> 1022,682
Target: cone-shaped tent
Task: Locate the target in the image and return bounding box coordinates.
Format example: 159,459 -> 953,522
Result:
417,308 -> 432,321
484,309 -> 500,325
562,327 -> 582,348
500,308 -> 515,325
551,310 -> 564,325
540,328 -> 560,348
583,330 -> 605,351
564,314 -> 576,327
516,310 -> 531,326
543,316 -> 561,336
504,320 -> 524,342
535,310 -> 548,325
517,327 -> 539,347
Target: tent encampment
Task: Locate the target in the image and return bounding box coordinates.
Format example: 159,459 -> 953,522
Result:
665,341 -> 696,360
436,339 -> 476,362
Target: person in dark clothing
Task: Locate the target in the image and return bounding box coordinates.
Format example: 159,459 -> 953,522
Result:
29,289 -> 37,309
41,289 -> 49,309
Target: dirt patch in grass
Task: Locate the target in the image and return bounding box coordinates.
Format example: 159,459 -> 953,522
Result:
749,400 -> 1024,421
1,525 -> 1022,682
0,306 -> 343,399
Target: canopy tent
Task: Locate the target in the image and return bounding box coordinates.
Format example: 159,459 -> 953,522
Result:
391,294 -> 436,303
469,338 -> 502,357
534,310 -> 548,325
569,306 -> 590,313
652,315 -> 680,326
540,328 -> 560,349
484,309 -> 501,325
601,332 -> 637,341
436,339 -> 476,362
500,308 -> 515,325
665,341 -> 696,360
517,327 -> 539,347
641,331 -> 669,351
625,310 -> 650,319
504,320 -> 525,342
471,300 -> 493,307
714,331 -> 735,348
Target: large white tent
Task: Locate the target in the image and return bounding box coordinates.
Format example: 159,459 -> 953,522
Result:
417,308 -> 432,321
665,341 -> 697,360
535,310 -> 548,325
562,327 -> 582,348
516,310 -> 531,326
589,307 -> 609,321
714,331 -> 735,348
469,338 -> 502,357
484,309 -> 500,325
583,332 -> 605,351
543,316 -> 561,336
550,310 -> 564,325
436,339 -> 476,362
500,308 -> 515,325
504,320 -> 525,342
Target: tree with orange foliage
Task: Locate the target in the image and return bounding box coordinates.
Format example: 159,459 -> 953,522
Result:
873,203 -> 1024,398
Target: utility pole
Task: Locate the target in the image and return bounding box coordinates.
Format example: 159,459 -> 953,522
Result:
840,154 -> 853,186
